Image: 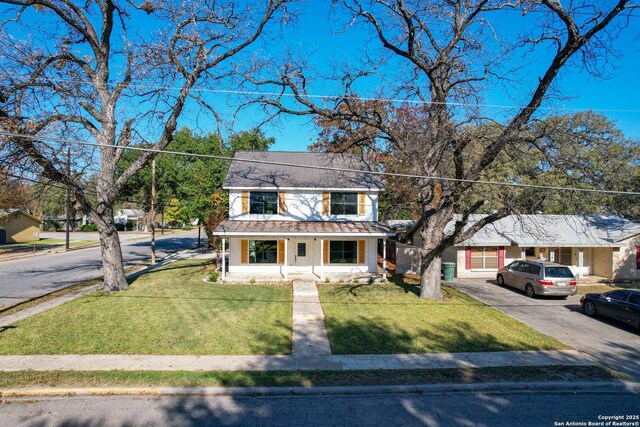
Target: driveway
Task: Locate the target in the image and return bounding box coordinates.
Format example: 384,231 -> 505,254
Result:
449,279 -> 640,381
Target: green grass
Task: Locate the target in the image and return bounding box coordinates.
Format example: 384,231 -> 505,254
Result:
0,260 -> 292,355
319,277 -> 569,354
0,366 -> 623,389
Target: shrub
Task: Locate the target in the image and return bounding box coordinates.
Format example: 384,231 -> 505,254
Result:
115,223 -> 125,232
324,277 -> 330,283
249,277 -> 256,284
207,271 -> 219,283
43,220 -> 61,232
81,224 -> 98,232
380,277 -> 388,284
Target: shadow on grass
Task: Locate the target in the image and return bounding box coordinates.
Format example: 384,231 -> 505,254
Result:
325,317 -> 559,355
127,261 -> 215,285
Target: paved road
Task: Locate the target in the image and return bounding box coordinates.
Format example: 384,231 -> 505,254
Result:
40,231 -> 150,241
450,279 -> 640,381
2,388 -> 639,426
0,230 -> 205,307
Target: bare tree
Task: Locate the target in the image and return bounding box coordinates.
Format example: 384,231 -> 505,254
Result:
0,0 -> 291,291
247,0 -> 638,298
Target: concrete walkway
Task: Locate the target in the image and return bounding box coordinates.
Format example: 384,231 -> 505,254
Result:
0,350 -> 595,372
292,280 -> 332,356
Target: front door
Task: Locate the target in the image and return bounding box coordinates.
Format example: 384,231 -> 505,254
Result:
293,240 -> 312,272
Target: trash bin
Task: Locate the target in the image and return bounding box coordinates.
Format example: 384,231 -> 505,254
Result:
442,262 -> 456,281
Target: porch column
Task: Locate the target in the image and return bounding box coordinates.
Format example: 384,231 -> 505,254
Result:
578,248 -> 584,279
221,238 -> 226,281
283,238 -> 288,280
320,238 -> 324,281
520,248 -> 526,260
382,238 -> 387,276
549,248 -> 555,263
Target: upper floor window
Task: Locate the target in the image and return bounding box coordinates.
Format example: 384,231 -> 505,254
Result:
330,192 -> 357,215
250,192 -> 277,215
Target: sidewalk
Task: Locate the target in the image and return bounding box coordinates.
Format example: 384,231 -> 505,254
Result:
0,350 -> 595,372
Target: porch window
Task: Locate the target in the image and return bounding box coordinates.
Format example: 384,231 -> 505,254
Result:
470,247 -> 498,269
249,240 -> 278,264
329,241 -> 357,264
249,192 -> 278,215
330,192 -> 357,215
554,247 -> 573,265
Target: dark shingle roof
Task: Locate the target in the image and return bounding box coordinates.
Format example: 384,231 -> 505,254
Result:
213,220 -> 393,236
223,151 -> 383,190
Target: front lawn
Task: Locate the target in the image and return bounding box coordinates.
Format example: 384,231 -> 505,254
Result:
0,366 -> 622,389
577,284 -> 640,295
318,277 -> 568,354
0,260 -> 292,355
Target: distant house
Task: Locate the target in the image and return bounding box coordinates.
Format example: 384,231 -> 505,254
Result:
395,215 -> 640,281
0,209 -> 42,244
213,151 -> 395,279
114,209 -> 146,231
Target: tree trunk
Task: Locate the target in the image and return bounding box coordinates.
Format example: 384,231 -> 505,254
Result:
417,207 -> 453,300
94,211 -> 129,292
420,255 -> 442,299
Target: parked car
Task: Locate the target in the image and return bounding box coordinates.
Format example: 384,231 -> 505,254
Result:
496,260 -> 577,298
581,289 -> 640,329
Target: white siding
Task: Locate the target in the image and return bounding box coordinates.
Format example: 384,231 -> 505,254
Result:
228,236 -> 379,275
229,190 -> 378,221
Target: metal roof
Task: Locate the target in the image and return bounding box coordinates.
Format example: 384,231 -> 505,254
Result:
223,151 -> 384,190
451,215 -> 640,247
213,220 -> 394,237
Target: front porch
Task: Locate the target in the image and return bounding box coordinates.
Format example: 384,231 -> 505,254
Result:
213,220 -> 395,281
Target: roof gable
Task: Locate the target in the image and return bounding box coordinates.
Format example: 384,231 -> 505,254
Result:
223,151 -> 383,190
0,209 -> 42,224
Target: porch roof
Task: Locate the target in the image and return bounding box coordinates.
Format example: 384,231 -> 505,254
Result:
213,220 -> 394,237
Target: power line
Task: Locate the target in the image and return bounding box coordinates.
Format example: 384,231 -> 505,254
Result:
0,171 -> 177,208
3,131 -> 640,197
29,77 -> 640,114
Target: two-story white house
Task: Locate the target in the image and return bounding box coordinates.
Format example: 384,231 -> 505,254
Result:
213,151 -> 394,279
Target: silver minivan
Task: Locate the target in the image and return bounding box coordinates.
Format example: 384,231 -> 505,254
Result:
496,260 -> 577,298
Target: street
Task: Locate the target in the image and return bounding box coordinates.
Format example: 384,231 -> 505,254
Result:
450,279 -> 640,381
2,388 -> 639,426
0,230 -> 204,307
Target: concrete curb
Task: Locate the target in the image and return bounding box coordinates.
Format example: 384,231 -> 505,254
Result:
1,381 -> 639,398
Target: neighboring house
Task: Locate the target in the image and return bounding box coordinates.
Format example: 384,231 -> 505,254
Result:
213,151 -> 395,279
44,214 -> 88,231
395,215 -> 640,281
0,209 -> 42,244
114,209 -> 146,231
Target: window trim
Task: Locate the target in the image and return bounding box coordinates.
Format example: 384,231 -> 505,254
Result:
248,240 -> 278,264
249,191 -> 279,215
330,192 -> 358,216
329,240 -> 358,264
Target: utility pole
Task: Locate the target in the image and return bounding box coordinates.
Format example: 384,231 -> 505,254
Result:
65,146 -> 70,250
151,159 -> 156,264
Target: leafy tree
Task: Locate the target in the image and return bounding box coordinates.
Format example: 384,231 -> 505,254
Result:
121,127 -> 274,247
254,1 -> 639,299
0,0 -> 290,291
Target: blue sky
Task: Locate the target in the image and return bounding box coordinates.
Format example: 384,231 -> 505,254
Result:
224,2 -> 640,152
7,1 -> 639,152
